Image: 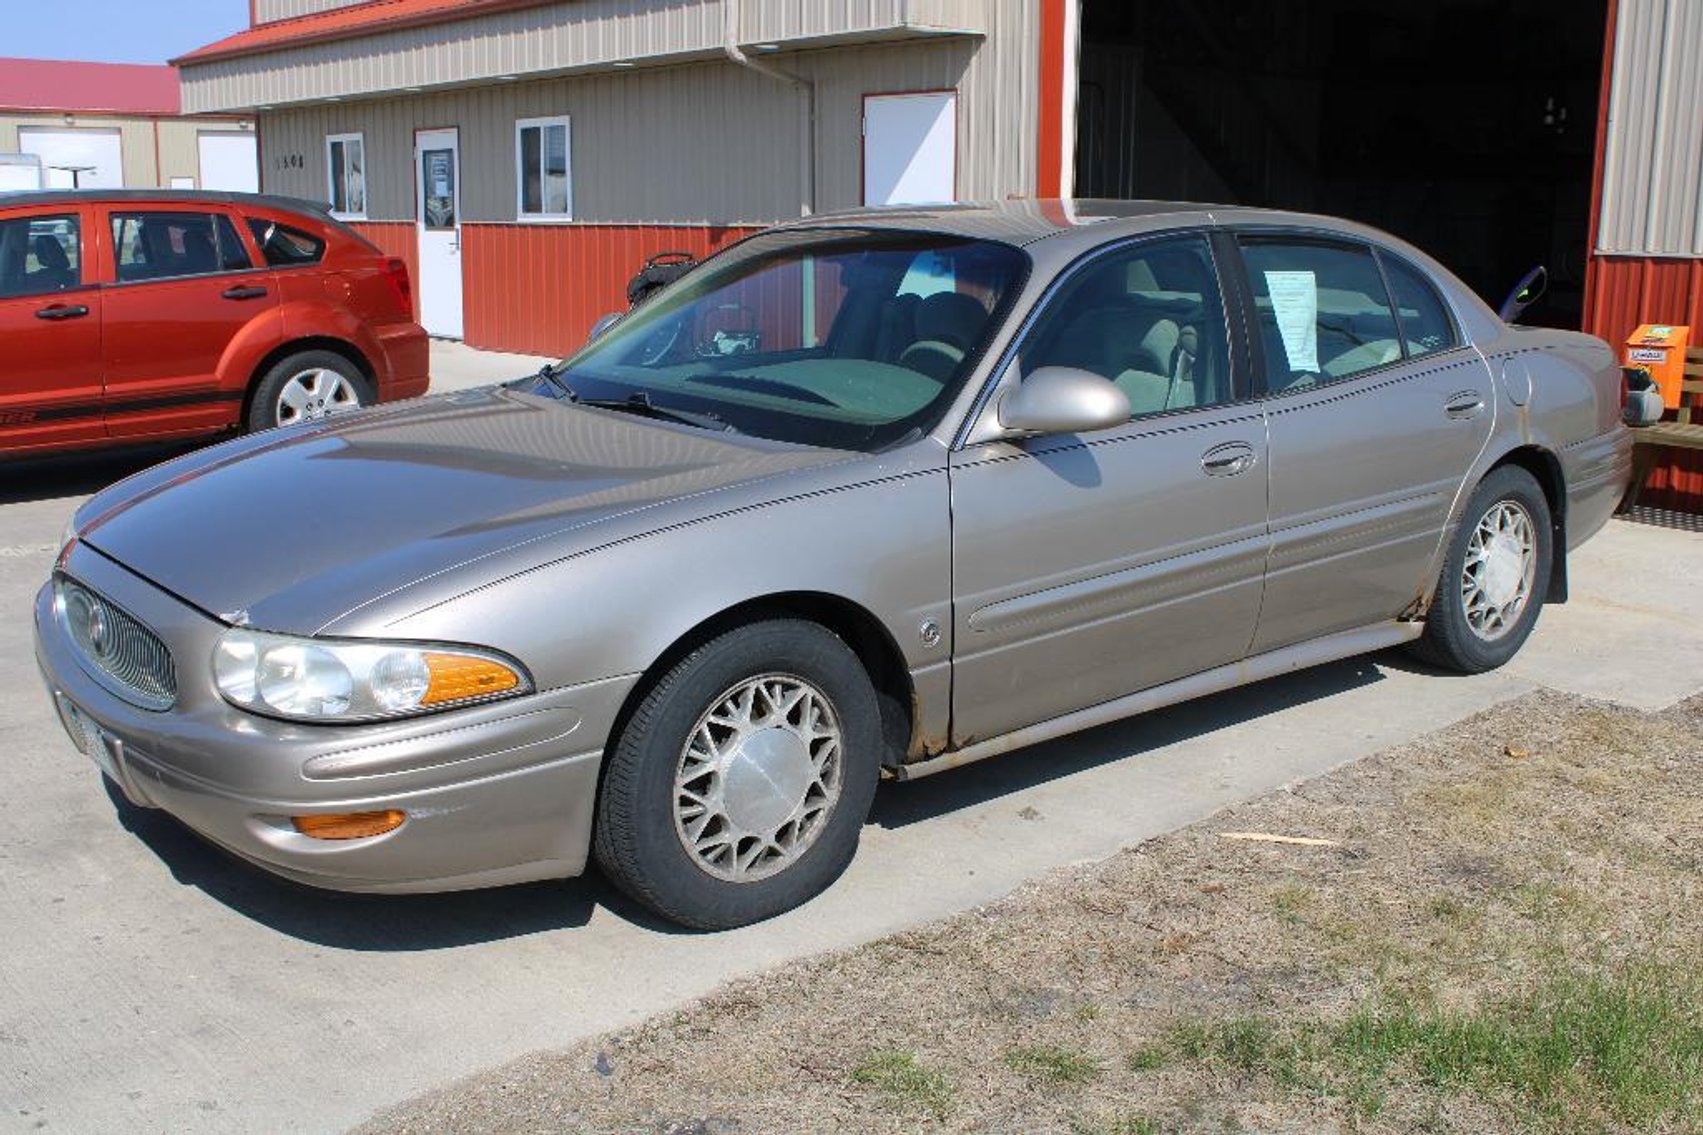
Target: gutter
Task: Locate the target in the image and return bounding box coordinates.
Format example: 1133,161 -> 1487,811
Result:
723,0 -> 815,216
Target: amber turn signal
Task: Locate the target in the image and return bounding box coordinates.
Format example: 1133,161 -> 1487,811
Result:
421,652 -> 521,705
291,810 -> 407,840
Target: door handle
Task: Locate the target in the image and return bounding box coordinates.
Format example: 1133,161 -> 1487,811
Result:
1201,441 -> 1256,477
35,303 -> 90,321
1444,391 -> 1486,419
222,284 -> 269,300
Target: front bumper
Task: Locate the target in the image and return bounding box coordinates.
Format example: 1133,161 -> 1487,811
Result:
34,543 -> 636,893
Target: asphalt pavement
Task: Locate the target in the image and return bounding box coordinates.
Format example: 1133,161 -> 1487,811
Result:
2,348 -> 1700,1133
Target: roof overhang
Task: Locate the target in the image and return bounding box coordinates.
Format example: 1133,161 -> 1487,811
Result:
176,0 -> 986,114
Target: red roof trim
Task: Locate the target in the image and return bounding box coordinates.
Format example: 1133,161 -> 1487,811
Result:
173,0 -> 561,66
0,58 -> 181,116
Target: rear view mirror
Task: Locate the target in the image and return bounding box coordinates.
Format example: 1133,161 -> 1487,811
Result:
998,367 -> 1131,435
1623,367 -> 1665,427
1498,265 -> 1548,323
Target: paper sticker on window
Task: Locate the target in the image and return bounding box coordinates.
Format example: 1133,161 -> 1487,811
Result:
1265,270 -> 1319,373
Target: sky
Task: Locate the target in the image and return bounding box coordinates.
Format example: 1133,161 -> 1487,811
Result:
6,0 -> 250,65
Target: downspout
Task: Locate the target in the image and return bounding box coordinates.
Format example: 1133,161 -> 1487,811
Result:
723,0 -> 815,216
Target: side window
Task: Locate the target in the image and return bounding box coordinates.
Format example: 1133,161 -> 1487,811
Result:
245,218 -> 326,266
0,214 -> 80,298
326,133 -> 367,219
1381,254 -> 1459,359
1240,240 -> 1401,389
110,212 -> 248,283
515,116 -> 572,220
1018,235 -> 1233,418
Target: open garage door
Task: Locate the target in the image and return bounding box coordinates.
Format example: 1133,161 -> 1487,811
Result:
17,127 -> 123,189
1075,0 -> 1607,328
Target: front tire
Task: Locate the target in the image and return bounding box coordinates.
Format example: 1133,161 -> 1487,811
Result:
247,350 -> 371,432
593,619 -> 882,930
1412,465 -> 1552,673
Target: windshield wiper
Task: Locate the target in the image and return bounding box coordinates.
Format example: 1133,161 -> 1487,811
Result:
535,362 -> 578,401
580,391 -> 738,434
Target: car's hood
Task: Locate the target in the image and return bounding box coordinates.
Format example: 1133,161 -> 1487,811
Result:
76,385 -> 856,634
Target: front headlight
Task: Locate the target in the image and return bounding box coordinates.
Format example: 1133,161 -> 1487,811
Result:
214,629 -> 530,723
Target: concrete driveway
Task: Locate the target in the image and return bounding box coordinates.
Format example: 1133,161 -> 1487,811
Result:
3,359 -> 1700,1132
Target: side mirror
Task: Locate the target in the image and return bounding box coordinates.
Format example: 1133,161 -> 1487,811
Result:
1623,367 -> 1665,427
1498,265 -> 1548,323
587,311 -> 623,343
998,367 -> 1131,436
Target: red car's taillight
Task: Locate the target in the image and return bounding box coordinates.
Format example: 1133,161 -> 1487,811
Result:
383,257 -> 414,318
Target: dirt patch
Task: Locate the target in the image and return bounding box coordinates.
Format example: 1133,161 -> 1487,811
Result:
360,690 -> 1703,1134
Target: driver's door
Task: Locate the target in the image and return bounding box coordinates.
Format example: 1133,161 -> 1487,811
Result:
948,235 -> 1270,744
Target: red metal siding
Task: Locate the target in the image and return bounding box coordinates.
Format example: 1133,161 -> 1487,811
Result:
1582,254 -> 1703,511
348,221 -> 419,319
460,223 -> 757,357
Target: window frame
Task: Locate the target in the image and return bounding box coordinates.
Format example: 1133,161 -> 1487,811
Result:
956,229 -> 1249,447
0,211 -> 88,300
104,207 -> 266,287
1373,248 -> 1465,362
513,115 -> 574,223
325,132 -> 368,221
1230,229 -> 1416,397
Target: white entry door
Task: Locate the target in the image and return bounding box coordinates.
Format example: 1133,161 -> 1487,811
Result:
415,128 -> 464,339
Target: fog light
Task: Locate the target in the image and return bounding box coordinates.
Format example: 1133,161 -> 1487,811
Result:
291,810 -> 406,840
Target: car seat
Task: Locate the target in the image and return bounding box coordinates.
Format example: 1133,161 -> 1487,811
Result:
30,234 -> 74,290
897,292 -> 987,382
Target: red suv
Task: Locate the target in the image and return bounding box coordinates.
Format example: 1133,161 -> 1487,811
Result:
1,189 -> 428,458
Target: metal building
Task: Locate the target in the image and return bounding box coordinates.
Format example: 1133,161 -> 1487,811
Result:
0,58 -> 257,192
171,0 -> 1699,406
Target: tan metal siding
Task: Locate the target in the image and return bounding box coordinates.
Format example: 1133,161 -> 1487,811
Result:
180,0 -> 998,113
254,0 -> 367,23
1598,0 -> 1703,256
254,16 -> 1037,224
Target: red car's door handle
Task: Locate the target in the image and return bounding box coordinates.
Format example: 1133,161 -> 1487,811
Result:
35,303 -> 90,321
222,285 -> 269,300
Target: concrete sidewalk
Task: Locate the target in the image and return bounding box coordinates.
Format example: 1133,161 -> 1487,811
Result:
427,338 -> 556,393
1,452 -> 1698,1133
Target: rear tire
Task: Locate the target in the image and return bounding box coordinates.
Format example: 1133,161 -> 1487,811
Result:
1411,465 -> 1552,673
247,350 -> 371,432
593,619 -> 881,930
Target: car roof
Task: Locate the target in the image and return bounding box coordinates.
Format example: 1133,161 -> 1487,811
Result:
0,188 -> 334,218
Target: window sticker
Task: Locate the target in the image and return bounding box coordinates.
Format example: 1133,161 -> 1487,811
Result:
1264,270 -> 1319,373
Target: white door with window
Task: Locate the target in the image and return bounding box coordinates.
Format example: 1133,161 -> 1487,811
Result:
415,128 -> 464,339
863,92 -> 957,206
198,132 -> 258,193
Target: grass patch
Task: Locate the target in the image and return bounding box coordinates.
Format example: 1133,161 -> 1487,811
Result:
1155,956 -> 1703,1131
848,1049 -> 955,1119
1071,1113 -> 1159,1135
1127,1044 -> 1167,1072
1004,1043 -> 1102,1085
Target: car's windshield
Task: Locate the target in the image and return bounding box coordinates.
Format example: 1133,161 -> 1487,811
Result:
551,228 -> 1029,451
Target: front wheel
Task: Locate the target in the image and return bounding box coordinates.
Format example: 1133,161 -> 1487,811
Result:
593,619 -> 882,930
1411,465 -> 1553,673
247,350 -> 371,432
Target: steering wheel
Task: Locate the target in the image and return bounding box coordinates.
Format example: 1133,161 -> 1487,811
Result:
897,340 -> 964,383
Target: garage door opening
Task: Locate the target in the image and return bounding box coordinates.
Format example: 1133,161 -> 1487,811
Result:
1075,0 -> 1608,328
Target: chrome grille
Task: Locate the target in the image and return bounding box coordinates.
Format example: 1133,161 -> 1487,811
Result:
55,576 -> 177,710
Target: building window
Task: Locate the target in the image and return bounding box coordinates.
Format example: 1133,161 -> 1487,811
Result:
326,133 -> 366,219
516,116 -> 572,220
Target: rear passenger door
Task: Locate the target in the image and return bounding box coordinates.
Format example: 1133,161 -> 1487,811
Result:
0,208 -> 104,451
1232,233 -> 1494,654
949,234 -> 1269,744
99,206 -> 279,441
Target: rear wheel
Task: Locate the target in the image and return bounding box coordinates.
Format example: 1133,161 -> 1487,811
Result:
593,619 -> 881,930
1411,465 -> 1552,673
248,350 -> 370,431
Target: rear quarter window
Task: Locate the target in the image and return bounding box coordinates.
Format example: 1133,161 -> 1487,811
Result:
247,218 -> 326,266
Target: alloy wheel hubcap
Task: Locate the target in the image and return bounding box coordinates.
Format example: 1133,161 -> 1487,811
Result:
673,674 -> 843,883
276,368 -> 358,425
1461,499 -> 1536,642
